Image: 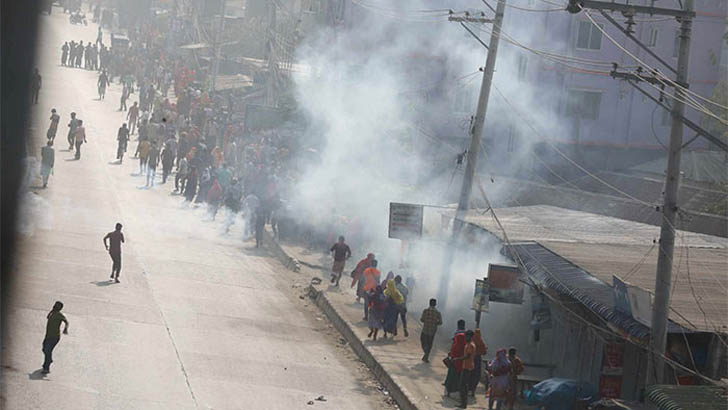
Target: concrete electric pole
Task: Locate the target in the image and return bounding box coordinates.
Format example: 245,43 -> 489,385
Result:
567,0 -> 697,385
438,0 -> 507,310
647,0 -> 694,385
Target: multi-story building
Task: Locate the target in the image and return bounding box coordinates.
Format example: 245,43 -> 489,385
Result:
463,0 -> 726,171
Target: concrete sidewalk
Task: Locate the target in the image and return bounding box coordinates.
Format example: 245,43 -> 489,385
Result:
266,235 -> 534,410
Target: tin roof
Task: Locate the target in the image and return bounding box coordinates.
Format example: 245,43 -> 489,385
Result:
453,206 -> 728,334
509,242 -> 689,339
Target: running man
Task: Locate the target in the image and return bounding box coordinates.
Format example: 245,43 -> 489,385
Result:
103,223 -> 125,283
329,235 -> 351,286
41,301 -> 69,374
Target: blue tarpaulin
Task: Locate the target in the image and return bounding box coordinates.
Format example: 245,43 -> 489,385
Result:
525,378 -> 599,410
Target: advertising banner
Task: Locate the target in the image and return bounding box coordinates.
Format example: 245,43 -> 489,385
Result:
487,264 -> 523,304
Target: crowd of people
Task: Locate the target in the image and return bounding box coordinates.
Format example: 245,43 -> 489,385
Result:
328,237 -> 524,409
38,4 -> 529,407
47,5 -> 301,249
443,319 -> 524,409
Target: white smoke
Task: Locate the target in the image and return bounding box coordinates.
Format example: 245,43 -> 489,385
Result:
286,1 -> 568,357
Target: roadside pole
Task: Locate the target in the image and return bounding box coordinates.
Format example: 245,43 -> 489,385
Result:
647,0 -> 694,385
438,0 -> 507,310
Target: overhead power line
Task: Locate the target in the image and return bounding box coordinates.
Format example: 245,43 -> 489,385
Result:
582,11 -> 728,124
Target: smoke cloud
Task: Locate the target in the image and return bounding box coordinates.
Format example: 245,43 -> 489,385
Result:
285,1 -> 568,358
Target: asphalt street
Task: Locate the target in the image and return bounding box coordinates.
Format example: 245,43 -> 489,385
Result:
2,9 -> 394,410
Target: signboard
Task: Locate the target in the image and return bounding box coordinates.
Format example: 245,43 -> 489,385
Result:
388,202 -> 424,240
628,286 -> 652,328
472,279 -> 490,312
487,264 -> 524,304
613,275 -> 652,328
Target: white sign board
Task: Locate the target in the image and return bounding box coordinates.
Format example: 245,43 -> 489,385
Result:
628,286 -> 652,328
388,202 -> 424,240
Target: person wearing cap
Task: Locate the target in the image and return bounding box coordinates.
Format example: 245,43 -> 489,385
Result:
41,301 -> 69,374
47,109 -> 60,141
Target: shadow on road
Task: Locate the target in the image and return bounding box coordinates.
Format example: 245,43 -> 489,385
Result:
90,280 -> 116,287
28,369 -> 48,381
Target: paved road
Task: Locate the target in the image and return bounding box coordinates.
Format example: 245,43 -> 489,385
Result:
2,10 -> 392,410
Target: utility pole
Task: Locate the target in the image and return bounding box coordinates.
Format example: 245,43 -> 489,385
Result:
647,0 -> 694,385
438,0 -> 507,310
209,0 -> 226,93
566,0 -> 696,385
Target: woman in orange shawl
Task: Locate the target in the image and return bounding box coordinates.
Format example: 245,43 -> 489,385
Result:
350,253 -> 375,302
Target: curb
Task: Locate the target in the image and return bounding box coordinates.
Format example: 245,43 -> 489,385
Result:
263,230 -> 301,272
307,285 -> 418,410
264,233 -> 419,410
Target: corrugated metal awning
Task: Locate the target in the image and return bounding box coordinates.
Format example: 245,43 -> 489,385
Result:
646,385 -> 728,410
510,242 -> 693,340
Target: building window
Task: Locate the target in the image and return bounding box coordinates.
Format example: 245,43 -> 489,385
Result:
566,89 -> 602,120
517,54 -> 528,81
647,27 -> 659,48
673,31 -> 680,58
454,86 -> 474,113
576,21 -> 603,50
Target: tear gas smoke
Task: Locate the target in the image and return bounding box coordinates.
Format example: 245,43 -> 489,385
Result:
287,1 -> 563,359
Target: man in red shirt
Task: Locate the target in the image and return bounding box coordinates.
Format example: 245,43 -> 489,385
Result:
103,223 -> 125,283
455,330 -> 476,409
